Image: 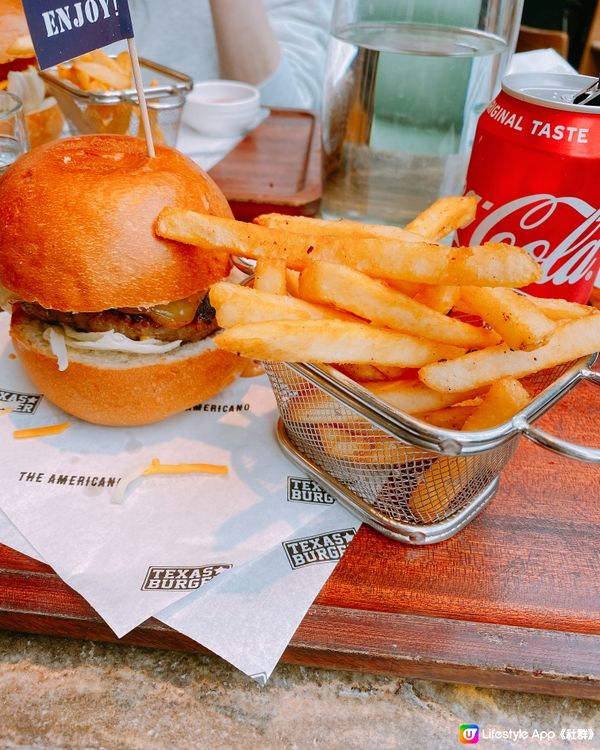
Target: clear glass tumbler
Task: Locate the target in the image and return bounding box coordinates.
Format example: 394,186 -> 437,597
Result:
320,0 -> 523,226
0,91 -> 29,174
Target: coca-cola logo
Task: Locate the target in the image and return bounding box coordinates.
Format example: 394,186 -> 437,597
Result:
470,194 -> 600,287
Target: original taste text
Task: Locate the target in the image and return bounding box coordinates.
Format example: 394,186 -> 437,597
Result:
486,102 -> 589,143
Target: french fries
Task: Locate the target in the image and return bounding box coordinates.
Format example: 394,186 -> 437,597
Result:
69,60 -> 130,90
286,387 -> 364,425
253,259 -> 287,295
214,319 -> 465,366
364,380 -> 482,415
408,378 -> 531,522
420,314 -> 600,393
154,194 -> 600,510
209,282 -> 355,326
372,366 -> 409,380
285,269 -> 301,297
298,261 -> 500,349
405,195 -> 479,241
454,292 -> 593,321
333,363 -> 398,383
420,405 -> 478,431
195,198 -> 599,418
56,49 -> 159,137
58,49 -> 132,92
413,285 -> 460,315
58,49 -> 134,134
462,378 -> 530,431
317,425 -> 423,464
305,238 -> 541,287
522,295 -> 593,321
332,364 -> 407,382
460,286 -> 556,350
384,279 -> 424,297
254,212 -> 425,243
407,456 -> 471,523
156,208 -> 541,287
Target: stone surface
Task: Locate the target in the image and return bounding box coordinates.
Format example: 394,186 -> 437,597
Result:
0,632 -> 598,749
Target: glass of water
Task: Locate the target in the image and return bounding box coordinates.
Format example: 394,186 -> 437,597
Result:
321,0 -> 523,226
0,91 -> 29,174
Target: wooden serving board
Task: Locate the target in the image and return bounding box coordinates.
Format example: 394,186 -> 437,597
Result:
208,109 -> 321,221
0,370 -> 598,698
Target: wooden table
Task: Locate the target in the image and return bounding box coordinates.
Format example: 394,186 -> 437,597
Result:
0,369 -> 598,699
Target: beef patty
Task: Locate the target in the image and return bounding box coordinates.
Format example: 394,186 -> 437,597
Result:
17,293 -> 218,344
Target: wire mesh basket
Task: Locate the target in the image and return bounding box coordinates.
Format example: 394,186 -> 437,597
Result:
264,356 -> 600,544
40,58 -> 192,147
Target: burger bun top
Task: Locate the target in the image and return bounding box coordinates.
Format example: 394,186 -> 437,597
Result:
0,134 -> 233,311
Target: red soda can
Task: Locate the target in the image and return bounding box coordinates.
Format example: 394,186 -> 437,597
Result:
457,73 -> 600,303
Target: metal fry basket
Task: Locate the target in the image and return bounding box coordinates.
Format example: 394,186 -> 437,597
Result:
264,357 -> 600,544
40,58 -> 193,147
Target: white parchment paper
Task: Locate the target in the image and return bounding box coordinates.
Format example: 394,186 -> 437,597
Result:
0,508 -> 44,562
0,318 -> 357,639
0,499 -> 358,681
158,506 -> 358,682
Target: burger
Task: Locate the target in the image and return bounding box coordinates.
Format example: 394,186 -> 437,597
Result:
1,0 -> 64,147
0,0 -> 35,81
0,134 -> 244,426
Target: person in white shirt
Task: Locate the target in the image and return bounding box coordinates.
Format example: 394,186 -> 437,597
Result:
127,0 -> 333,110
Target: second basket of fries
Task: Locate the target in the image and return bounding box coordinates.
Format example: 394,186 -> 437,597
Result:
155,195 -> 600,544
40,50 -> 192,146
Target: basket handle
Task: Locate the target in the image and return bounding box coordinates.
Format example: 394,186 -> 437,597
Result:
516,368 -> 600,463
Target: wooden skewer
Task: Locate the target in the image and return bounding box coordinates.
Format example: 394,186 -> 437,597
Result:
127,36 -> 155,157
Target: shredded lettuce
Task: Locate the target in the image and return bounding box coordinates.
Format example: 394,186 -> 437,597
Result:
46,327 -> 69,372
43,325 -> 182,370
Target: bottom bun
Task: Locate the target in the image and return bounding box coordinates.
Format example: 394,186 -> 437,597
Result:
10,311 -> 244,426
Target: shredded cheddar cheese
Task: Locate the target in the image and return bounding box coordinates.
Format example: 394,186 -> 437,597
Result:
13,422 -> 71,439
143,457 -> 228,476
111,457 -> 229,505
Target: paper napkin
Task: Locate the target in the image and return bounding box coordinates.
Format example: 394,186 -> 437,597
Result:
0,318 -> 356,637
157,505 -> 358,682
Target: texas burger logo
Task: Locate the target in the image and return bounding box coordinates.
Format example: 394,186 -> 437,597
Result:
287,477 -> 335,505
0,388 -> 42,414
283,528 -> 356,570
142,564 -> 232,591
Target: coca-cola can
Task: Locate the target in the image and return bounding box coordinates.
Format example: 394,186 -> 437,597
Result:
457,73 -> 600,303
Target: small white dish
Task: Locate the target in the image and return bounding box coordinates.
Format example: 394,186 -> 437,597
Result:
183,80 -> 261,137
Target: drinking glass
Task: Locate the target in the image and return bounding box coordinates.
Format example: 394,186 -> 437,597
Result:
0,91 -> 29,174
321,0 -> 524,226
